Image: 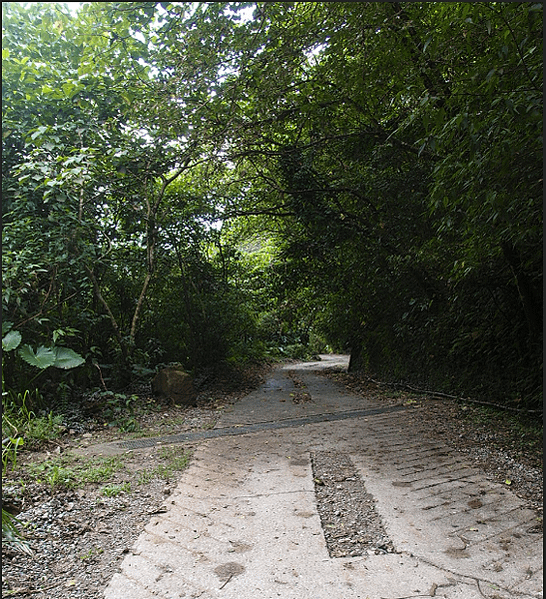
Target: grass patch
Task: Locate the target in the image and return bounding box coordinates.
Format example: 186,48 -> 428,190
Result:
137,446 -> 192,484
2,389 -> 64,450
159,445 -> 192,471
100,482 -> 131,497
136,469 -> 155,485
25,454 -> 123,491
22,414 -> 64,445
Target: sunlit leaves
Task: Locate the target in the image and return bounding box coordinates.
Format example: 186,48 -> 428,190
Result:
18,345 -> 57,370
2,330 -> 22,353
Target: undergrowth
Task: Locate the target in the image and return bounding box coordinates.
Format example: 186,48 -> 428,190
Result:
24,454 -> 123,492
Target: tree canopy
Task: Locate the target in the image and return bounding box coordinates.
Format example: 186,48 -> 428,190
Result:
2,2 -> 542,410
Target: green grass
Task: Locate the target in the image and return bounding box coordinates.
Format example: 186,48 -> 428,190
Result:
24,413 -> 64,444
100,482 -> 131,497
10,442 -> 192,495
25,454 -> 123,490
2,389 -> 64,449
158,445 -> 192,469
79,546 -> 104,560
137,446 -> 192,484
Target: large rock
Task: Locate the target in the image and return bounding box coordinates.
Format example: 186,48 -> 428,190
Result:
152,366 -> 197,406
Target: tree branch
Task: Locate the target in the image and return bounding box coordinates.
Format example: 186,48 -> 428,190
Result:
85,266 -> 126,358
129,272 -> 152,343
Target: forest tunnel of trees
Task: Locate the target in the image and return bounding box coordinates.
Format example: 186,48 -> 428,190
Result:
2,2 -> 542,413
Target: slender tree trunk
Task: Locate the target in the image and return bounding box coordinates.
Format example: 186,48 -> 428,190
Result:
85,266 -> 127,361
348,339 -> 363,372
130,272 -> 152,346
501,242 -> 541,343
86,168 -> 185,364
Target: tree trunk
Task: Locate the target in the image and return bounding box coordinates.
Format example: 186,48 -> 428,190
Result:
501,242 -> 541,344
348,339 -> 364,372
85,266 -> 127,361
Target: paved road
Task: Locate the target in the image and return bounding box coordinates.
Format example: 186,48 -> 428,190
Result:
104,356 -> 543,599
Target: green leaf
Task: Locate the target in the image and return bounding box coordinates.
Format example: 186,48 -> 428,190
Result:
52,347 -> 85,369
62,82 -> 77,98
2,330 -> 22,352
2,321 -> 15,336
2,509 -> 33,555
18,345 -> 56,369
17,345 -> 84,370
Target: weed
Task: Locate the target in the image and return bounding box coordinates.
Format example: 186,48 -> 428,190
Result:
26,461 -> 73,489
47,464 -> 76,489
2,435 -> 24,476
2,509 -> 32,555
79,546 -> 104,560
2,388 -> 41,423
24,413 -> 64,444
1,392 -> 31,553
158,446 -> 192,470
25,454 -> 123,491
152,464 -> 174,480
100,392 -> 141,432
81,458 -> 122,484
137,469 -> 153,485
2,388 -> 64,448
163,416 -> 186,431
101,482 -> 131,497
137,447 -> 192,484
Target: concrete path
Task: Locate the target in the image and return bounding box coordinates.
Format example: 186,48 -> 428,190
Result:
104,356 -> 543,599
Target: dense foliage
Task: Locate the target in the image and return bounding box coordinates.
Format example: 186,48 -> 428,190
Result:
2,2 -> 542,410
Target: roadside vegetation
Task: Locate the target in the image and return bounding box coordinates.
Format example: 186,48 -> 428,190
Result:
2,1 -> 542,550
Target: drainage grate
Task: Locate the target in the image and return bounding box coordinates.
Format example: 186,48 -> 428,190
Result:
114,404 -> 406,450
